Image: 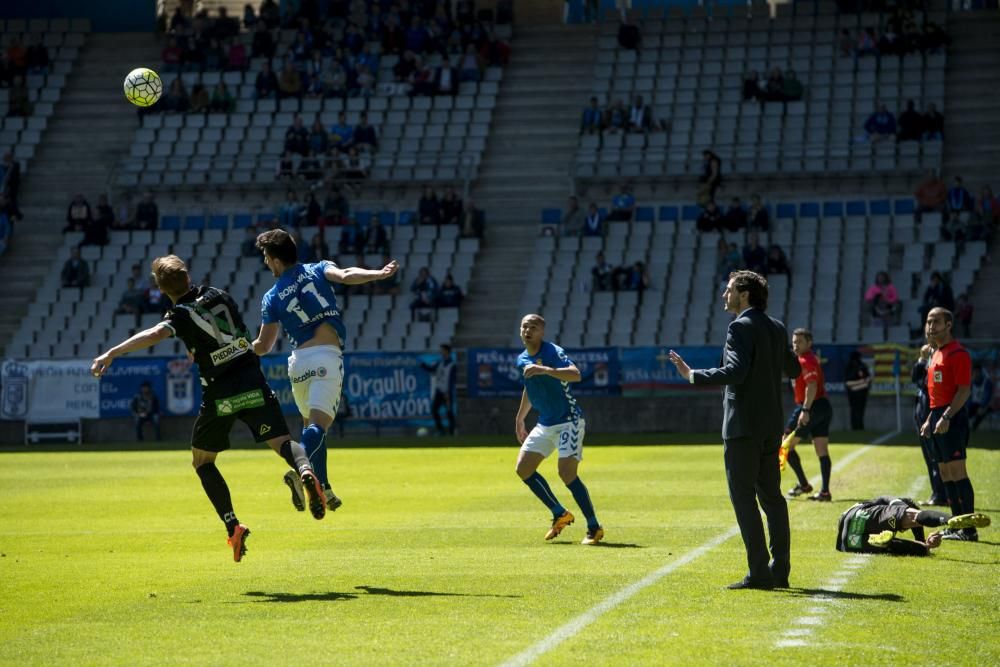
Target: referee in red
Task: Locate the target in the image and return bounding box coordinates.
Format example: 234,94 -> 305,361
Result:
920,307 -> 979,541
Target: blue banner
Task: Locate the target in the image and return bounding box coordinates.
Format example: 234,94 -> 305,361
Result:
467,348 -> 620,397
99,356 -> 201,417
620,346 -> 724,394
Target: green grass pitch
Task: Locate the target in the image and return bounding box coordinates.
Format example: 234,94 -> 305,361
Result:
1,435 -> 997,666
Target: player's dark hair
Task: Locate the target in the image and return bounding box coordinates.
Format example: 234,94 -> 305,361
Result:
440,343 -> 452,354
792,328 -> 813,342
256,229 -> 298,265
150,255 -> 190,299
728,270 -> 768,310
522,313 -> 545,328
928,307 -> 953,326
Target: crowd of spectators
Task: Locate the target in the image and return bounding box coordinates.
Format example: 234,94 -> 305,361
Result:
714,232 -> 790,286
864,100 -> 943,143
410,267 -> 463,314
2,37 -> 49,117
696,193 -> 770,235
741,68 -> 804,104
838,9 -> 947,63
416,186 -> 483,237
275,111 -> 378,184
591,251 -> 650,293
114,263 -> 170,318
62,191 -> 160,244
579,95 -> 662,136
0,153 -> 22,255
913,171 -> 997,243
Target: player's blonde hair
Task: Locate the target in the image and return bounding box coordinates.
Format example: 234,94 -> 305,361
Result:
150,255 -> 190,299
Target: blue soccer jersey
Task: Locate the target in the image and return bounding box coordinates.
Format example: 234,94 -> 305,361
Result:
517,341 -> 583,426
261,261 -> 347,348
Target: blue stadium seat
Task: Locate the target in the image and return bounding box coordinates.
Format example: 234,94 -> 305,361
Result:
598,207 -> 609,219
379,211 -> 397,226
208,215 -> 229,230
776,203 -> 796,219
161,215 -> 181,230
183,215 -> 206,230
398,210 -> 415,225
232,213 -> 252,229
894,199 -> 915,215
846,200 -> 867,216
870,200 -> 891,215
681,205 -> 700,221
355,211 -> 373,226
256,213 -> 273,225
541,208 -> 562,224
658,205 -> 679,222
635,206 -> 655,222
822,202 -> 844,218
799,202 -> 820,218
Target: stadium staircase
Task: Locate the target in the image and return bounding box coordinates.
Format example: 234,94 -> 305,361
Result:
0,33 -> 161,356
943,11 -> 1000,338
457,24 -> 597,347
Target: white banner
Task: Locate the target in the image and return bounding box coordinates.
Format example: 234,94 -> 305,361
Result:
1,359 -> 100,421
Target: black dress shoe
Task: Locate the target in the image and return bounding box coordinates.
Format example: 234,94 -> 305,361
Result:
774,578 -> 790,588
727,576 -> 775,590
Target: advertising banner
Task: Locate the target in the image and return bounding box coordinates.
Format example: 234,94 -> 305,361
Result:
98,356 -> 201,417
467,348 -> 620,398
0,359 -> 99,421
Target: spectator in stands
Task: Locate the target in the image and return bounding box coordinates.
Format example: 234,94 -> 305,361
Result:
284,114 -> 309,155
864,271 -> 900,320
189,83 -> 210,113
628,95 -> 654,133
617,16 -> 641,51
460,198 -> 484,239
6,38 -> 26,76
580,96 -> 604,135
322,184 -> 350,224
914,170 -> 947,223
410,267 -> 439,314
437,274 -> 464,308
406,16 -> 430,54
856,27 -> 880,60
279,60 -> 303,98
365,216 -> 390,254
591,252 -> 612,291
64,194 -> 92,233
698,150 -> 723,205
259,0 -> 279,29
213,6 -> 239,40
459,43 -> 484,82
418,187 -> 441,225
717,240 -> 742,286
241,227 -> 258,257
255,59 -> 279,98
394,50 -> 417,82
303,192 -> 321,226
251,21 -> 276,60
440,187 -> 463,226
743,233 -> 767,274
210,81 -> 235,113
896,100 -> 923,142
336,147 -> 370,183
129,263 -> 149,292
626,261 -> 651,292
0,200 -> 10,257
582,202 -> 604,237
160,77 -> 189,113
975,185 -> 999,229
742,70 -> 762,102
922,103 -> 944,140
278,190 -> 303,228
203,38 -> 226,71
355,63 -> 377,98
145,284 -> 168,314
607,184 -> 636,222
696,201 -> 723,233
919,271 -> 954,324
746,194 -> 769,233
763,68 -> 784,102
276,150 -> 297,181
26,36 -> 49,75
944,176 -> 974,232
133,191 -> 159,230
130,381 -> 162,441
8,76 -> 31,117
353,112 -> 378,151
838,29 -> 853,58
434,58 -> 458,96
373,252 -> 401,296
955,294 -> 973,338
0,152 -> 23,219
319,58 -> 347,99
299,149 -> 323,181
307,233 -> 329,263
226,37 -> 248,71
61,247 -> 90,288
81,194 -> 112,247
305,119 -> 329,157
766,244 -> 790,277
605,99 -> 627,134
162,37 -> 184,73
338,216 -> 364,255
562,196 -> 584,236
781,70 -> 804,102
865,104 -> 897,142
114,277 -> 146,317
329,111 -> 354,153
723,197 -> 748,233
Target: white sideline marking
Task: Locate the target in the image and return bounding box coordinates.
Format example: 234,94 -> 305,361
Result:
774,473 -> 926,649
500,432 -> 898,667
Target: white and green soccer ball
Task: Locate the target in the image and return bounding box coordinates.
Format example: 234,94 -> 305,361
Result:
124,67 -> 162,107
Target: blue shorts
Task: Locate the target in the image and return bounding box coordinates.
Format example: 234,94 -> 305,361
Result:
928,407 -> 969,463
786,397 -> 833,439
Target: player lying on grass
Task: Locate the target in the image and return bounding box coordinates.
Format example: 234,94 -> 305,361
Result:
836,496 -> 990,556
90,255 -> 326,563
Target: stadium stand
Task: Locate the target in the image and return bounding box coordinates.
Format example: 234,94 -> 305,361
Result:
520,196 -> 987,347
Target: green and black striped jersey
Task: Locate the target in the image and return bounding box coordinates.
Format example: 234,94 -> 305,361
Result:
161,285 -> 257,385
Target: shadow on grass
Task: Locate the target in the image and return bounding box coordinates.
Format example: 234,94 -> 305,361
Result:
935,556 -> 1000,565
547,541 -> 644,549
777,588 -> 905,603
354,585 -> 520,598
241,586 -> 521,603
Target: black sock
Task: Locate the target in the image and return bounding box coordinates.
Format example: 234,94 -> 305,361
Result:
955,477 -> 975,517
195,462 -> 239,537
787,449 -> 808,486
943,480 -> 962,517
279,439 -> 310,473
915,509 -> 950,526
522,472 -> 566,517
566,477 -> 599,529
819,455 -> 832,493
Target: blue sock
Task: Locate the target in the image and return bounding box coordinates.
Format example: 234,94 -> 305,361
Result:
566,477 -> 599,529
301,424 -> 328,487
523,472 -> 565,518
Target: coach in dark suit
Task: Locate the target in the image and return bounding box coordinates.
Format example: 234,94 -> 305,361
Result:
669,270 -> 800,590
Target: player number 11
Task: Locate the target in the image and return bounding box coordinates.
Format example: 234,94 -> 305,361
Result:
287,282 -> 331,323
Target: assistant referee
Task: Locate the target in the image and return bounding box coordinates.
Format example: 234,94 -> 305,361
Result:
920,307 -> 979,541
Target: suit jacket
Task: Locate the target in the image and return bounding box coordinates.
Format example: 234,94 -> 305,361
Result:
692,307 -> 800,441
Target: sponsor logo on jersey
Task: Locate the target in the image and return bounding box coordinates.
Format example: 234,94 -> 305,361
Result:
933,370 -> 943,383
210,337 -> 251,366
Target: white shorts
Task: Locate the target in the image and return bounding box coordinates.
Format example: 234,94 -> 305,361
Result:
287,345 -> 344,420
520,419 -> 586,461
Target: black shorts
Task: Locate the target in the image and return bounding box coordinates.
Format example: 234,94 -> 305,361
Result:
191,363 -> 290,452
838,500 -> 912,553
787,396 -> 833,439
928,406 -> 969,463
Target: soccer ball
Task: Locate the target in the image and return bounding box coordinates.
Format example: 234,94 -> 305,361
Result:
123,68 -> 162,107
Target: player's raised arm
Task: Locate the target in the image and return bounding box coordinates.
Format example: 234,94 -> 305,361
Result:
91,323 -> 172,376
253,322 -> 280,356
323,259 -> 399,285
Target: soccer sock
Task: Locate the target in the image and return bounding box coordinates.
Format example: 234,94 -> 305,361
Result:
523,472 -> 565,517
278,439 -> 311,473
944,480 -> 962,516
195,463 -> 239,537
566,477 -> 599,529
819,455 -> 832,493
301,424 -> 329,487
915,509 -> 950,526
787,449 -> 808,486
955,478 -> 975,518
